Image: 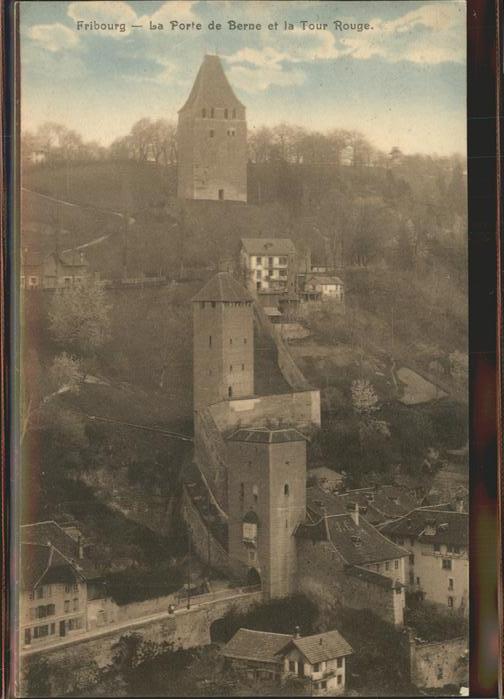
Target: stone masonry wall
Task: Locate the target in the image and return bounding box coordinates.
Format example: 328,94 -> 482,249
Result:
19,591 -> 262,696
209,390 -> 321,434
409,635 -> 468,689
194,408 -> 229,512
296,539 -> 402,627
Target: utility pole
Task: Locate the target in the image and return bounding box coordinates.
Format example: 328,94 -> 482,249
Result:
187,523 -> 192,610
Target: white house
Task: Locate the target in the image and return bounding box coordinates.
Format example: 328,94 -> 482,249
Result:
381,506 -> 469,615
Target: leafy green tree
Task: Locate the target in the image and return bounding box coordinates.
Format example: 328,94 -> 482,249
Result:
49,281 -> 111,358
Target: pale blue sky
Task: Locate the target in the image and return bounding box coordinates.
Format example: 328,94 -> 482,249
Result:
20,0 -> 467,155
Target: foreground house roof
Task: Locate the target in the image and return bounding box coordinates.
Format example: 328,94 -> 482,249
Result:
280,630 -> 353,664
380,507 -> 468,547
241,238 -> 297,256
192,272 -> 253,303
222,628 -> 292,664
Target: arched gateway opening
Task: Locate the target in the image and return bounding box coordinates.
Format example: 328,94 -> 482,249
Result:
246,567 -> 261,587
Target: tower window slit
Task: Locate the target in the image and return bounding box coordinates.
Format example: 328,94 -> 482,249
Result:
202,108 -> 206,118
209,335 -> 212,347
224,108 -> 229,119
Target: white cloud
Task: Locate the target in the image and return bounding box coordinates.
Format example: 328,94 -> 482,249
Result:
26,22 -> 79,52
340,3 -> 466,65
138,0 -> 200,25
227,64 -> 305,92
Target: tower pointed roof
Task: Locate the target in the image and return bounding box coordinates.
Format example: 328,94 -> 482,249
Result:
192,272 -> 253,303
179,54 -> 245,114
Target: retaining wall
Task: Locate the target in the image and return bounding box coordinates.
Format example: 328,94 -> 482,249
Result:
408,635 -> 468,689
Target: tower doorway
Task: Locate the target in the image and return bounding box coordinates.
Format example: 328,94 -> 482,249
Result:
246,567 -> 261,587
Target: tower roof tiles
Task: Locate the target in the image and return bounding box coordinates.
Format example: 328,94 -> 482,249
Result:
192,272 -> 253,303
179,54 -> 244,113
228,427 -> 308,444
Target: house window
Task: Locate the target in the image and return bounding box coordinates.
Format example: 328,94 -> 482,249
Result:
229,338 -> 233,345
219,189 -> 224,200
209,129 -> 214,138
284,483 -> 289,496
243,522 -> 257,542
224,108 -> 229,119
29,592 -> 34,601
448,596 -> 454,608
232,109 -> 236,118
416,576 -> 420,585
240,482 -> 244,499
244,338 -> 247,344
202,108 -> 206,118
448,578 -> 454,590
65,584 -> 72,593
211,107 -> 215,118
37,588 -> 44,599
228,386 -> 232,397
437,666 -> 444,680
68,617 -> 83,631
73,598 -> 79,612
409,572 -> 415,585
337,658 -> 343,669
434,543 -> 441,552
385,561 -> 390,571
321,681 -> 327,689
73,584 -> 78,592
50,623 -> 55,634
211,301 -> 216,308
442,559 -> 452,570
209,335 -> 212,347
337,675 -> 342,685
252,485 -> 258,503
395,559 -> 399,569
29,276 -> 39,287
409,554 -> 415,564
248,549 -> 256,563
313,663 -> 320,672
64,277 -> 72,286
242,363 -> 245,371
46,604 -> 55,616
64,600 -> 70,613
229,365 -> 233,373
289,661 -> 296,672
33,625 -> 49,639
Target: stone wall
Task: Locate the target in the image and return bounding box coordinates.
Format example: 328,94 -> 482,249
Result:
296,539 -> 403,627
409,635 -> 468,689
194,408 -> 229,512
209,390 -> 321,434
254,303 -> 312,392
19,590 -> 262,696
181,485 -> 248,581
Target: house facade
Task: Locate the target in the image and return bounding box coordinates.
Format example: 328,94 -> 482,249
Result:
302,274 -> 344,302
240,238 -> 297,294
20,522 -> 90,647
381,506 -> 469,615
222,627 -> 353,695
21,249 -> 90,290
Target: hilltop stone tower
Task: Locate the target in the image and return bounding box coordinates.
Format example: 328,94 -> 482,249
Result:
227,428 -> 307,599
192,272 -> 254,413
177,55 -> 247,202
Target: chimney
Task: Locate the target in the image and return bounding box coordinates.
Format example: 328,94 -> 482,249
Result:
351,502 -> 360,526
294,626 -> 301,639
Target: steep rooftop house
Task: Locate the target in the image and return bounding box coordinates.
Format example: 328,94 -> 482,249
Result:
20,522 -> 89,648
381,507 -> 469,615
177,54 -> 247,201
222,627 -> 353,695
240,238 -> 298,295
301,274 -> 345,303
296,493 -> 409,626
21,248 -> 90,290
